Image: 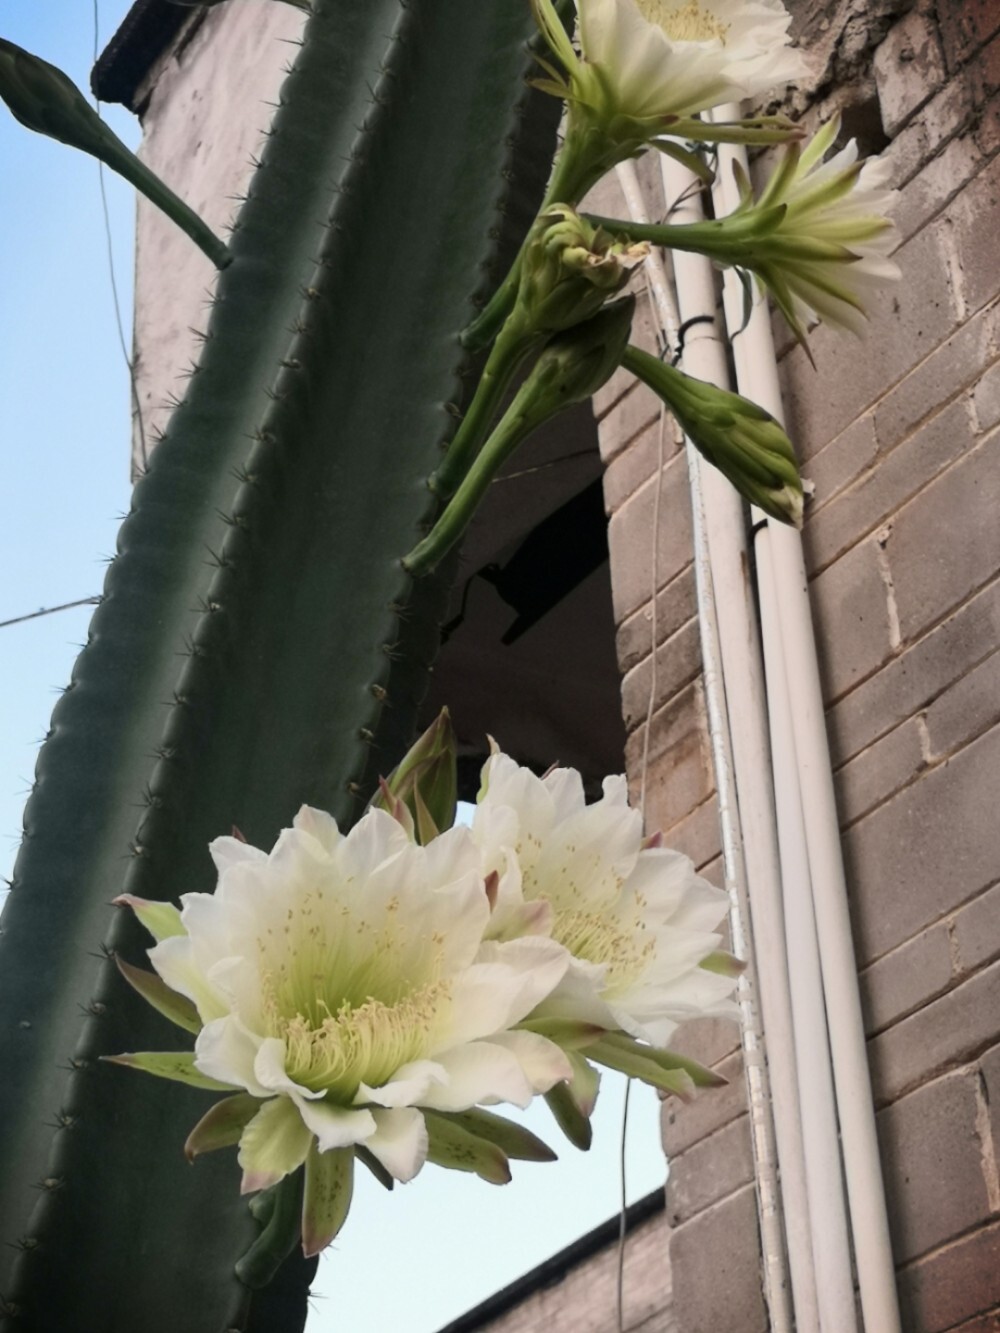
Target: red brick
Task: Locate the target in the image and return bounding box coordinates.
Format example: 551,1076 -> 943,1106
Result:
666,1115 -> 754,1226
900,1222 -> 1000,1332
826,574 -> 1000,767
809,538 -> 896,703
887,433 -> 1000,644
869,960 -> 1000,1105
626,681 -> 713,831
874,6 -> 947,136
805,396 -> 973,575
661,1051 -> 747,1157
615,564 -> 696,675
607,453 -> 693,622
860,920 -> 953,1033
878,1071 -> 992,1263
845,724 -> 1000,964
940,1 -> 1000,70
667,1185 -> 767,1333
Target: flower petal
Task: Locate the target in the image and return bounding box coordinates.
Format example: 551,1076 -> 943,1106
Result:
238,1095 -> 313,1194
366,1107 -> 429,1183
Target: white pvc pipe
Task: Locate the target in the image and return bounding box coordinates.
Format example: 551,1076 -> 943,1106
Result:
711,109 -> 902,1333
755,535 -> 858,1333
657,152 -> 821,1333
614,160 -> 795,1333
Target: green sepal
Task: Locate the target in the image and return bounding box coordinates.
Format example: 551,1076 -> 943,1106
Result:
591,1032 -> 727,1095
519,1016 -> 605,1050
101,1051 -> 234,1093
701,949 -> 746,979
302,1145 -> 354,1258
423,1111 -> 512,1183
184,1093 -> 262,1161
543,1080 -> 593,1151
437,1108 -> 557,1163
115,955 -> 202,1035
113,894 -> 185,943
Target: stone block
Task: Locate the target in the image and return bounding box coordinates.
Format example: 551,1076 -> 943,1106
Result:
952,880 -> 1000,975
660,798 -> 721,874
661,1051 -> 747,1158
890,131 -> 987,244
826,574 -> 1000,766
900,1221 -> 1000,1332
924,649 -> 1000,759
804,414 -> 878,514
809,538 -> 896,703
869,959 -> 1000,1105
608,453 -> 693,623
845,724 -> 1000,965
887,432 -> 1000,643
834,715 -> 927,827
666,1116 -> 754,1227
878,1070 -> 991,1264
616,565 -> 697,676
939,0 -> 1000,70
980,1041 -> 1000,1164
625,682 -> 713,832
874,6 -> 947,136
973,358 -> 1000,434
948,1313 -> 1000,1333
597,379 -> 662,465
874,300 -> 1000,452
667,1185 -> 767,1333
974,89 -> 1000,159
946,154 -> 1000,317
668,1016 -> 740,1072
860,921 -> 953,1033
603,413 -> 683,515
620,618 -> 701,735
781,221 -> 961,456
805,396 -> 973,575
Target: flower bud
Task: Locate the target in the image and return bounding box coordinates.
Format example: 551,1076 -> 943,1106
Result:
624,347 -> 804,527
517,206 -> 648,336
370,708 -> 458,843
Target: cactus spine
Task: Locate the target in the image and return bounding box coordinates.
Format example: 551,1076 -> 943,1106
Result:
0,3 -> 560,1328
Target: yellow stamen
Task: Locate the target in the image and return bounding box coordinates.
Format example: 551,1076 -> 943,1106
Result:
553,906 -> 654,993
634,0 -> 729,43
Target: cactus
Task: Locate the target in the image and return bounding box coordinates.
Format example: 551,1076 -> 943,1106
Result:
0,3 -> 562,1329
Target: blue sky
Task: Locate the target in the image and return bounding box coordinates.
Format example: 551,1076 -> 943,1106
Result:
0,4 -> 668,1328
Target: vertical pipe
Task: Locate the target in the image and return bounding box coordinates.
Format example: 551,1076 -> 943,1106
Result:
615,160 -> 794,1333
658,150 -> 820,1333
711,109 -> 902,1333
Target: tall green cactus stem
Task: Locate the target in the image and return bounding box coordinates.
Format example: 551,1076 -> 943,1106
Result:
0,3 -> 561,1329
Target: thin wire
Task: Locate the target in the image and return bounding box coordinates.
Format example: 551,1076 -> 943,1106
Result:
0,598 -> 101,631
92,0 -> 148,472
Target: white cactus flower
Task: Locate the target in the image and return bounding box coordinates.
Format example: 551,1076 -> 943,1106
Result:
473,754 -> 737,1049
750,117 -> 900,337
113,806 -> 571,1254
576,0 -> 807,123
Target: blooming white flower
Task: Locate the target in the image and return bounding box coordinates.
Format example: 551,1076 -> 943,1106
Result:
746,117 -> 900,338
576,0 -> 806,123
532,0 -> 805,146
473,754 -> 737,1049
112,806 -> 571,1254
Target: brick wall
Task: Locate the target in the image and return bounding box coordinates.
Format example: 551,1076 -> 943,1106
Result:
440,1199 -> 676,1333
599,4 -> 1000,1329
